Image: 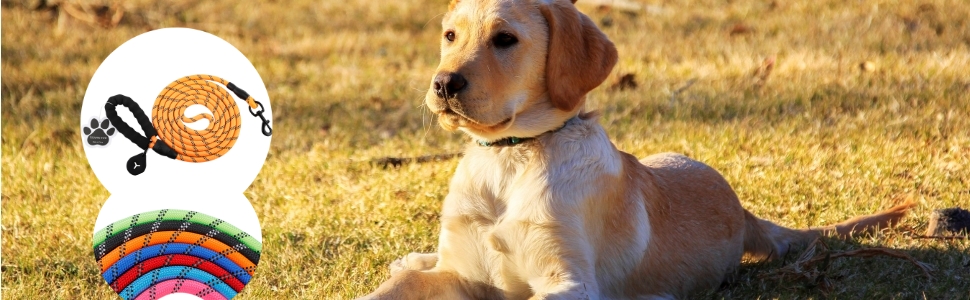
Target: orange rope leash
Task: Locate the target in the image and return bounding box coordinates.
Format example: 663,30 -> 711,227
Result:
153,74 -> 254,162
104,74 -> 271,175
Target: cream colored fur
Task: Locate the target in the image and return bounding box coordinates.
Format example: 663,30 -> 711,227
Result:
359,0 -> 915,299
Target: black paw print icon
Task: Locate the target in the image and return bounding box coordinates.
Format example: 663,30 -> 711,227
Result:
83,118 -> 115,146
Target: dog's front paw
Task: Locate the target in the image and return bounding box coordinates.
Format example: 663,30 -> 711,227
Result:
389,257 -> 408,275
389,252 -> 439,275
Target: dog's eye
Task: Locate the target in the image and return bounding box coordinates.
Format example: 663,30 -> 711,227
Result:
492,32 -> 518,48
444,31 -> 456,42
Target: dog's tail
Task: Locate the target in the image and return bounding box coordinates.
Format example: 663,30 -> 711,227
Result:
742,199 -> 917,261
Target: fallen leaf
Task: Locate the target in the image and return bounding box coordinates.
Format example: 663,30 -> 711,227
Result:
730,23 -> 754,36
610,73 -> 638,91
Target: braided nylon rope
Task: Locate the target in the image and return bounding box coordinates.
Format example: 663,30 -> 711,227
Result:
134,279 -> 228,300
94,210 -> 261,299
95,220 -> 261,265
103,243 -> 252,285
110,254 -> 248,292
104,75 -> 270,175
152,74 -> 255,162
93,209 -> 261,253
119,266 -> 237,300
97,230 -> 258,274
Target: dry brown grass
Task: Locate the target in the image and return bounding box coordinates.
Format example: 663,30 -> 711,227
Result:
3,0 -> 969,299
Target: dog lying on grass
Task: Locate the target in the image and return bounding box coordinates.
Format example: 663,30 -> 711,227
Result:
360,0 -> 915,298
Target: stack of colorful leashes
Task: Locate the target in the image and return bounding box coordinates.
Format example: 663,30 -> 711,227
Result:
93,210 -> 261,300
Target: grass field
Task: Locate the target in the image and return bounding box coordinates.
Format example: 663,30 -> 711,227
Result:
3,0 -> 969,299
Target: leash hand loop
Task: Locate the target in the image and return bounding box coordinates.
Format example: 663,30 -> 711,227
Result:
105,94 -> 177,176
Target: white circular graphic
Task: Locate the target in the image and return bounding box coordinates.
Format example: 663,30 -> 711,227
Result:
80,28 -> 272,195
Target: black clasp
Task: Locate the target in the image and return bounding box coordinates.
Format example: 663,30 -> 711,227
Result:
248,101 -> 273,136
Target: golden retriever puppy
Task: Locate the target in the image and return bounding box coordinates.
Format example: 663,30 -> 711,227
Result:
359,0 -> 915,299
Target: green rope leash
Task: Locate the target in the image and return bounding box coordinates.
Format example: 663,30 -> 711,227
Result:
93,209 -> 261,253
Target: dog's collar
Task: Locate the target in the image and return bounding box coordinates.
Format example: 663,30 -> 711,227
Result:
475,117 -> 576,148
477,136 -> 532,147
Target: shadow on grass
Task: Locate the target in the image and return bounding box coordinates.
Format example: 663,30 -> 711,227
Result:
603,77 -> 969,128
708,237 -> 970,299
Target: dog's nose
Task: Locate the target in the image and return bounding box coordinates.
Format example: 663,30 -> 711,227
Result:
433,72 -> 467,98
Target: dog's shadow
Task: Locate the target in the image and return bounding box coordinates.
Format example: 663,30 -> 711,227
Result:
707,235 -> 969,299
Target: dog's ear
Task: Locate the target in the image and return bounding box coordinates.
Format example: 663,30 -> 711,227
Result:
539,0 -> 618,111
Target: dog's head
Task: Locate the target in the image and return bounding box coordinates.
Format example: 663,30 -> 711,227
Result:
426,0 -> 617,141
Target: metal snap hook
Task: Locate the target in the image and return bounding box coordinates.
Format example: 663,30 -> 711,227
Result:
248,101 -> 272,136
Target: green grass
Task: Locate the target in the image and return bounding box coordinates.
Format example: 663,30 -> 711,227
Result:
3,0 -> 969,299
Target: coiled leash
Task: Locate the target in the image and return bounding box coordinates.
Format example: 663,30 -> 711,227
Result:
93,209 -> 262,300
105,75 -> 272,175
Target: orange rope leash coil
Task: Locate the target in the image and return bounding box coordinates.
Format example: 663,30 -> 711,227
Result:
104,74 -> 272,175
154,74 -> 255,162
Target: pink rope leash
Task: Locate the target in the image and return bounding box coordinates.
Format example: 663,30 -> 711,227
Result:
134,279 -> 228,300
